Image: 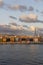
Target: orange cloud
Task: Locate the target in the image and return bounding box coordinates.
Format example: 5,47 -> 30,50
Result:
19,13 -> 43,23
19,13 -> 38,22
0,0 -> 4,7
28,13 -> 37,20
8,5 -> 27,12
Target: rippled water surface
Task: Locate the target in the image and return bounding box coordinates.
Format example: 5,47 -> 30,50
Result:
0,44 -> 43,65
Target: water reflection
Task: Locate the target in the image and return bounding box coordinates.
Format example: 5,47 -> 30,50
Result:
29,45 -> 39,52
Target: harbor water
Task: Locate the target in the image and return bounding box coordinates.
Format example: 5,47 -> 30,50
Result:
0,44 -> 43,65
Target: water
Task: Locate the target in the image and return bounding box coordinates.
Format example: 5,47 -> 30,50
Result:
0,44 -> 43,65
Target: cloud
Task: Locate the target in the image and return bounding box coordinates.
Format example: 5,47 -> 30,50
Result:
28,14 -> 38,20
34,0 -> 43,2
8,5 -> 27,12
23,25 -> 28,28
0,0 -> 4,7
28,6 -> 34,11
8,5 -> 19,10
40,11 -> 43,16
9,22 -> 18,26
19,5 -> 27,12
8,5 -> 34,12
19,13 -> 43,23
19,13 -> 38,22
9,23 -> 28,31
9,16 -> 17,20
0,24 -> 31,35
36,9 -> 39,12
0,24 -> 43,35
41,11 -> 43,14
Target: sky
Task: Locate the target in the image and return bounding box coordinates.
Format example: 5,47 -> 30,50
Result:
0,0 -> 43,28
